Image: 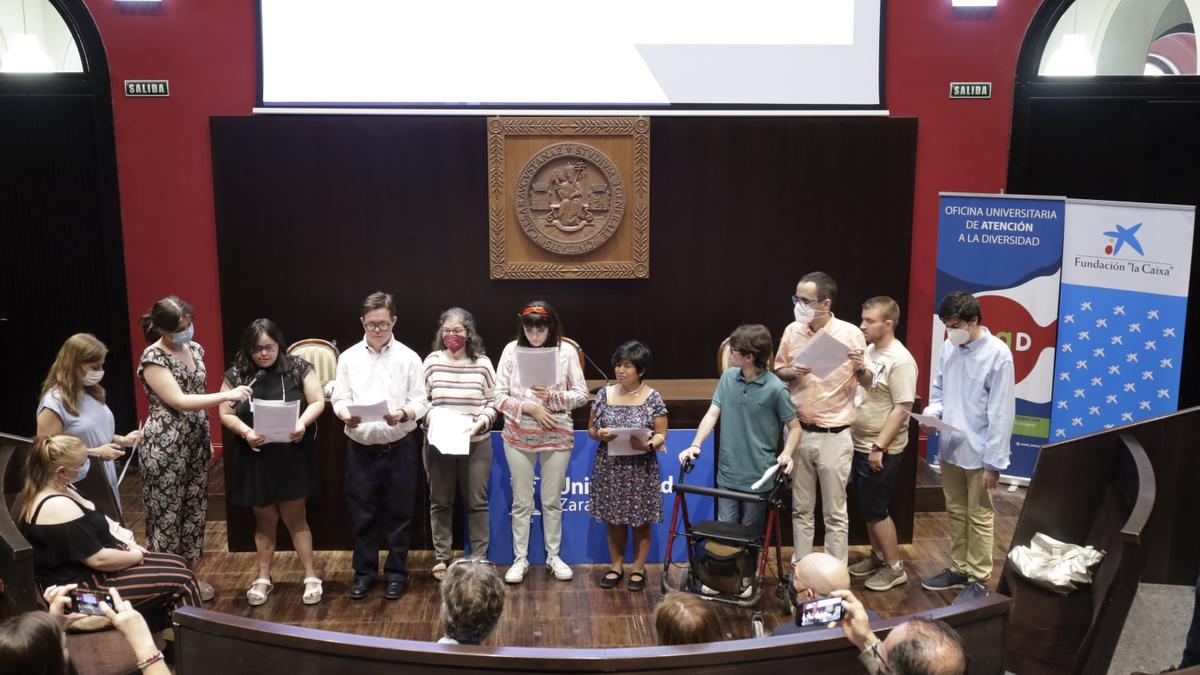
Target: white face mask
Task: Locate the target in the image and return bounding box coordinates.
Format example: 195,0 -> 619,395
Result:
947,328 -> 971,347
82,370 -> 104,386
793,302 -> 815,325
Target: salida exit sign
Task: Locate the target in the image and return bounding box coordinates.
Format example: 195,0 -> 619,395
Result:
124,80 -> 169,97
949,82 -> 991,99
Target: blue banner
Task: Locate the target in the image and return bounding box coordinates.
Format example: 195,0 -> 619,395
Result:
1049,199 -> 1194,440
481,430 -> 715,565
931,193 -> 1066,478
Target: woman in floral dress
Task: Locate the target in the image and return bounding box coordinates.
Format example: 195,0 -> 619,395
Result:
137,295 -> 252,601
588,341 -> 668,592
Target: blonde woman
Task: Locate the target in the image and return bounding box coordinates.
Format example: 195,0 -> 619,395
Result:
36,333 -> 142,510
15,435 -> 202,630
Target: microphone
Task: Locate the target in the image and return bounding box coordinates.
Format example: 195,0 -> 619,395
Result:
229,369 -> 265,411
578,347 -> 611,395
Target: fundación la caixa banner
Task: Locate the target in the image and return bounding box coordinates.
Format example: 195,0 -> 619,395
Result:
1048,199 -> 1195,441
931,193 -> 1065,479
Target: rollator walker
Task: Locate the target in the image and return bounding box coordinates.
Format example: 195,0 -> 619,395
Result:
660,458 -> 794,637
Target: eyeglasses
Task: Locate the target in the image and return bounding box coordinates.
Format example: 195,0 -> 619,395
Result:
250,344 -> 278,354
731,348 -> 752,357
870,641 -> 891,674
364,321 -> 392,332
442,327 -> 467,336
792,294 -> 820,306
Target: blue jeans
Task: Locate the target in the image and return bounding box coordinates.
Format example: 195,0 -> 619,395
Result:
716,492 -> 767,531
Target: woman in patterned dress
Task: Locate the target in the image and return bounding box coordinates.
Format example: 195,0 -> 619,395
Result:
588,341 -> 669,592
137,295 -> 252,601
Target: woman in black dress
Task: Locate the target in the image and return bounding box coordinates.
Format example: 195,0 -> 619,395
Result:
218,319 -> 325,606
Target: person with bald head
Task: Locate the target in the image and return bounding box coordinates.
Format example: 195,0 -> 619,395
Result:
774,552 -> 878,635
832,589 -> 967,675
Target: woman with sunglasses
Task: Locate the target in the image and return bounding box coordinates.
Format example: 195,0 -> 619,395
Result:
494,301 -> 587,584
218,319 -> 325,606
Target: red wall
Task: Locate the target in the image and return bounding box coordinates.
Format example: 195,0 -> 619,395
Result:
84,0 -> 1045,415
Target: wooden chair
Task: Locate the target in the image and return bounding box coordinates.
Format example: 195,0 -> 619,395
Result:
716,337 -> 775,375
0,433 -> 137,674
287,339 -> 339,389
998,432 -> 1155,674
559,336 -> 586,372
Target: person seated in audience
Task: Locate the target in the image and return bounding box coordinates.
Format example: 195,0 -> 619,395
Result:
654,592 -> 724,645
774,552 -> 880,635
16,435 -> 203,629
0,585 -> 169,675
832,589 -> 967,675
437,559 -> 505,645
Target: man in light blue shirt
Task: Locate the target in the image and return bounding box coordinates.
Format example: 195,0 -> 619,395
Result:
920,292 -> 1015,604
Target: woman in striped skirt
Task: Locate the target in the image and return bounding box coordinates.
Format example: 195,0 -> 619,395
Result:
16,435 -> 201,630
421,308 -> 498,580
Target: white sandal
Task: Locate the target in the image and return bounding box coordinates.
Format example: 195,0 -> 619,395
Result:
246,578 -> 273,606
302,577 -> 324,605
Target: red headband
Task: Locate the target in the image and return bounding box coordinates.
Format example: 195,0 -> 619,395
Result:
519,306 -> 549,318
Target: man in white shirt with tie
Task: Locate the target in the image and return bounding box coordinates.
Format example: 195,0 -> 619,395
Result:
920,291 -> 1015,605
332,291 -> 429,601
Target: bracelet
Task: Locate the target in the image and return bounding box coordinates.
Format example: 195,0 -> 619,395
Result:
241,427 -> 251,440
137,651 -> 165,670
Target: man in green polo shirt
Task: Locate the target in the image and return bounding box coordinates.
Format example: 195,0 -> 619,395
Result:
679,324 -> 801,529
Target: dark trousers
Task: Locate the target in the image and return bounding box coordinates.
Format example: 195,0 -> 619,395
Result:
345,437 -> 417,583
1183,573 -> 1200,668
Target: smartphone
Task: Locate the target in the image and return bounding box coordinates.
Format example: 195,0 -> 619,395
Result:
797,595 -> 845,626
69,588 -> 113,617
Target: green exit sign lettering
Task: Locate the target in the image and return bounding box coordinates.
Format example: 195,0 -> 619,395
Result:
124,80 -> 170,97
950,82 -> 991,99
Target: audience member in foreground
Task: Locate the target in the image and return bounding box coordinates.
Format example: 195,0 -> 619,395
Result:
775,552 -> 880,635
438,559 -> 505,645
16,435 -> 202,629
654,593 -> 724,645
0,585 -> 169,675
832,589 -> 967,675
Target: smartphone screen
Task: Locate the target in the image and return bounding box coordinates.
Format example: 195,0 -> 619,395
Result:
70,589 -> 112,617
798,595 -> 845,626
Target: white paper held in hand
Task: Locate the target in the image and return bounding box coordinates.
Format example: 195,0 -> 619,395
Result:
906,411 -> 961,433
605,428 -> 652,456
427,407 -> 474,456
346,400 -> 389,423
793,331 -> 852,379
515,346 -> 558,387
751,463 -> 780,490
252,399 -> 300,443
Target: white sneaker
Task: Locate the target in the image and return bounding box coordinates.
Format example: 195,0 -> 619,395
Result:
505,557 -> 529,584
699,583 -> 720,596
546,555 -> 573,581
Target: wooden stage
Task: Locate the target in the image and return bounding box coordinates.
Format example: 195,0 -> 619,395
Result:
126,472 -> 1024,648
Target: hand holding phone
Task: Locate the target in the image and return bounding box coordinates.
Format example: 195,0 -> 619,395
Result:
70,588 -> 114,617
798,595 -> 846,626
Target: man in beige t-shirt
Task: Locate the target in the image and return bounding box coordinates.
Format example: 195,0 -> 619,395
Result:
847,296 -> 917,592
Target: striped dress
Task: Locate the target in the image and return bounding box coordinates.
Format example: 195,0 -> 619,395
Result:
20,493 -> 202,631
422,351 -> 498,438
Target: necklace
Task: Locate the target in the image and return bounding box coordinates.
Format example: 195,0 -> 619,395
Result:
617,381 -> 644,397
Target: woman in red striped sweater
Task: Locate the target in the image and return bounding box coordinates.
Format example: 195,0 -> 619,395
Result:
422,308 -> 498,580
494,301 -> 588,584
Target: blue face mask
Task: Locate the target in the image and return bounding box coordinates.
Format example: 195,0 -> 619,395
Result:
71,459 -> 90,484
170,323 -> 195,345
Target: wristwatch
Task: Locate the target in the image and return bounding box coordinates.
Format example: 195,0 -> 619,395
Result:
855,366 -> 867,376
869,444 -> 884,453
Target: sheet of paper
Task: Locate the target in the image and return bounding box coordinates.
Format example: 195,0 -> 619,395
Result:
751,463 -> 780,490
346,400 -> 389,423
792,331 -> 852,379
427,407 -> 474,456
907,411 -> 961,434
252,399 -> 300,443
605,428 -> 652,456
515,346 -> 558,387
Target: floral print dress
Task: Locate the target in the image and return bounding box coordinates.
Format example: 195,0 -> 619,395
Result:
137,341 -> 211,562
589,387 -> 669,526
